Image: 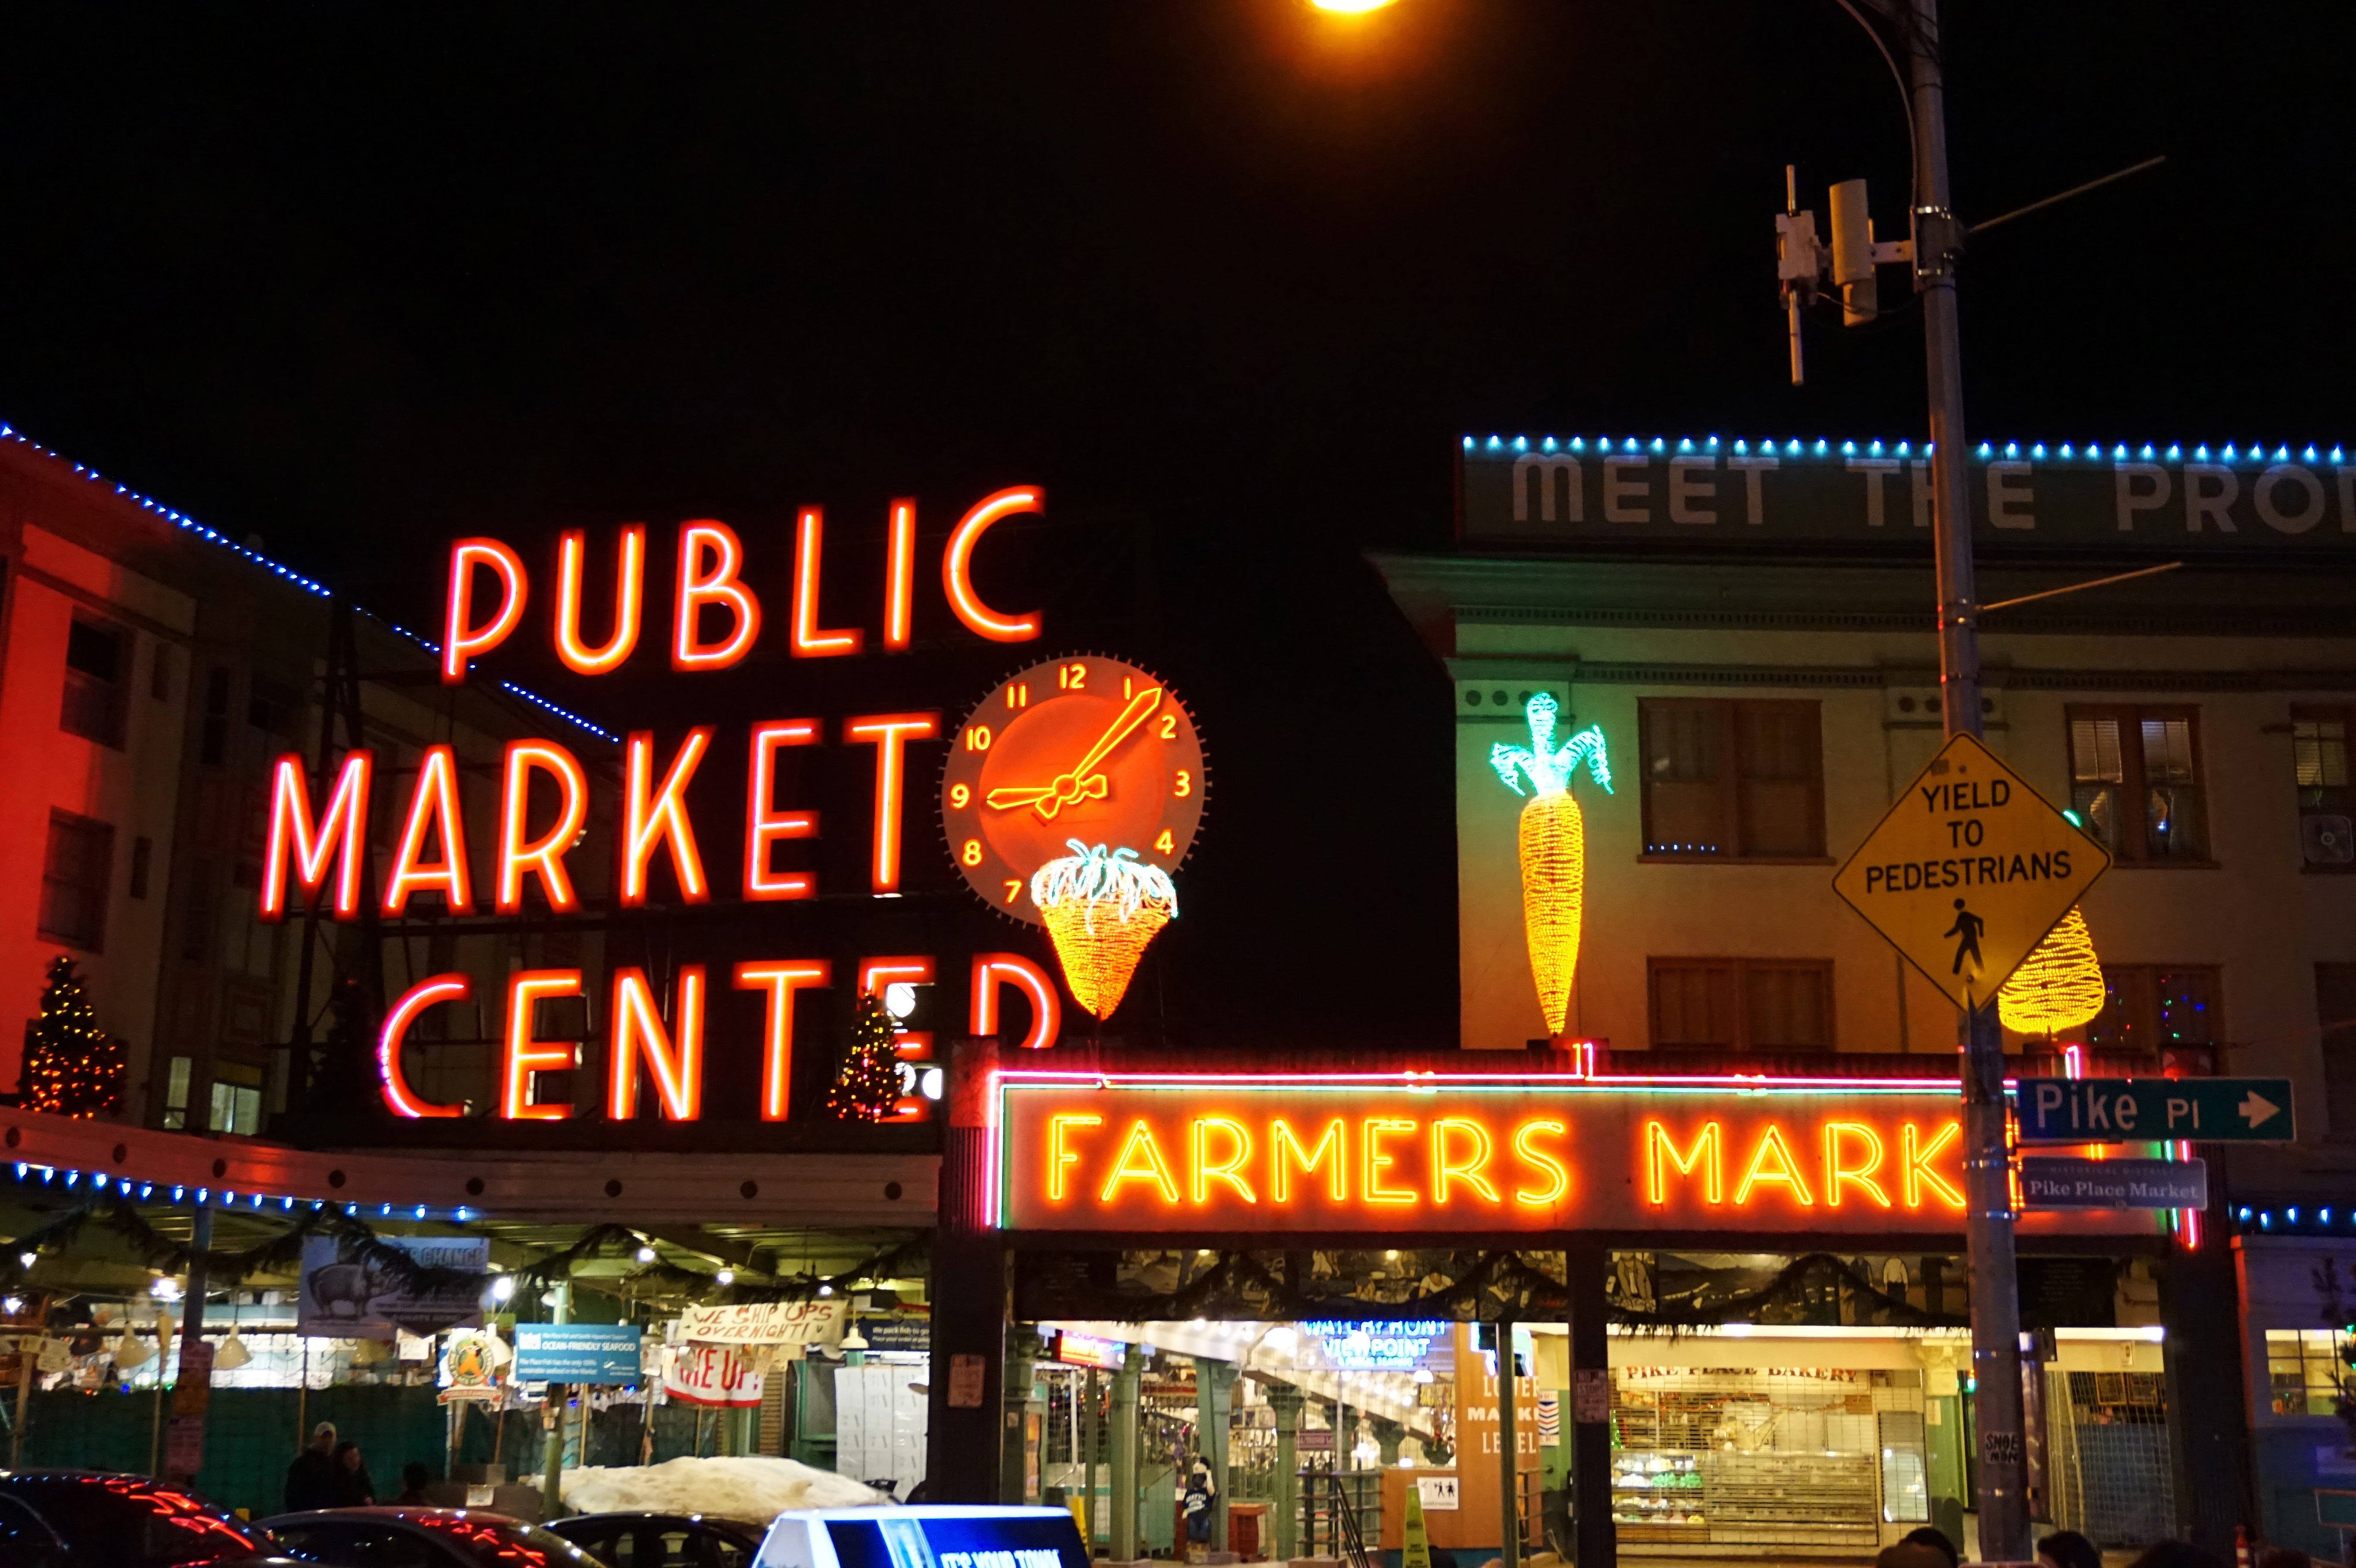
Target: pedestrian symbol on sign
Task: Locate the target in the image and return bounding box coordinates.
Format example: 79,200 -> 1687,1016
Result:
1833,733 -> 2111,1012
1944,899 -> 1984,977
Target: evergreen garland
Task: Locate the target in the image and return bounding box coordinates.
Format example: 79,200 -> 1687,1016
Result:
823,992 -> 903,1122
20,956 -> 125,1119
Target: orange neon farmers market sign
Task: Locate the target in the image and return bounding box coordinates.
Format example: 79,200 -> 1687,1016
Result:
992,1072 -> 2116,1236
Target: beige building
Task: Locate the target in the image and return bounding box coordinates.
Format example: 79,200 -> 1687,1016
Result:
1378,432 -> 2356,1200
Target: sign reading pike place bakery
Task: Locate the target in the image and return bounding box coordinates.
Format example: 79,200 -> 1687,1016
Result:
1460,437 -> 2356,550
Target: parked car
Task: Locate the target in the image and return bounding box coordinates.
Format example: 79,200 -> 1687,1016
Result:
0,1470 -> 289,1566
546,1511 -> 765,1567
258,1506 -> 604,1567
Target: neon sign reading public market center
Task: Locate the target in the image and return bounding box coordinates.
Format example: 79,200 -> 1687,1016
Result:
258,490 -> 1076,1122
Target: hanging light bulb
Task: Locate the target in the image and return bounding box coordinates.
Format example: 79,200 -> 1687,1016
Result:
1998,906 -> 2106,1036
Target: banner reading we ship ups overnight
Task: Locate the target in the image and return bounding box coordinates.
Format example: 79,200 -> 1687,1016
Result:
1460,437 -> 2356,552
997,1072 -> 2172,1237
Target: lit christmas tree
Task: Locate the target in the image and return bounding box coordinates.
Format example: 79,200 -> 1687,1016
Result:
20,956 -> 124,1118
824,992 -> 902,1122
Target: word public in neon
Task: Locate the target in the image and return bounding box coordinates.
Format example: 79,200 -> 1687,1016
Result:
442,487 -> 1045,684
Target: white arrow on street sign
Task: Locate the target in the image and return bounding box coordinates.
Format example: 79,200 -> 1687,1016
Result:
2240,1091 -> 2282,1130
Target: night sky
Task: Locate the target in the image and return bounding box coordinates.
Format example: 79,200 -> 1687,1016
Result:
3,4 -> 2347,1054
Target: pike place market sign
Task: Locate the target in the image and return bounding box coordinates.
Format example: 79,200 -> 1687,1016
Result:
1460,436 -> 2356,551
993,1072 -> 2167,1237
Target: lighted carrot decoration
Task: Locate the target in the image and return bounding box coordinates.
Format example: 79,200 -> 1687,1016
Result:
1997,905 -> 2105,1037
1490,694 -> 1612,1036
1030,840 -> 1180,1021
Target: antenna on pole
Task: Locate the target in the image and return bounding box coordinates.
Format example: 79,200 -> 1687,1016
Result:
1773,165 -> 1821,386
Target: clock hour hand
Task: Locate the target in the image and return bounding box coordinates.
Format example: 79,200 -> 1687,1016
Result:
984,687 -> 1162,821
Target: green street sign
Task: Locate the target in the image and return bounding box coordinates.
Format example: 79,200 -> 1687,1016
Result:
2015,1077 -> 2295,1144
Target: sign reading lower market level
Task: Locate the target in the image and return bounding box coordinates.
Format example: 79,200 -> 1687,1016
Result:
1833,733 -> 2110,1011
2016,1077 -> 2295,1144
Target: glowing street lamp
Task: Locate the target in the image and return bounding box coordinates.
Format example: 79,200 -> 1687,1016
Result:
1310,0 -> 1398,10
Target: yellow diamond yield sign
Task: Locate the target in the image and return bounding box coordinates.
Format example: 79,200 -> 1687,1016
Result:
1834,733 -> 2110,1012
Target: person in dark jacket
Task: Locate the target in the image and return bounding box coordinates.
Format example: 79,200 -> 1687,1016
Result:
284,1423 -> 339,1511
326,1440 -> 376,1507
396,1462 -> 432,1506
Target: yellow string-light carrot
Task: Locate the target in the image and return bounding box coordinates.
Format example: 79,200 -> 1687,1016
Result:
1491,695 -> 1612,1037
1998,904 -> 2106,1036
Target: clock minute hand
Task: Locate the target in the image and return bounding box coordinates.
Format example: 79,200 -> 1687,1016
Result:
1052,687 -> 1162,793
983,687 -> 1163,819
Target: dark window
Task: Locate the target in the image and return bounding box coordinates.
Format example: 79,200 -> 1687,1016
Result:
2320,965 -> 2356,1139
0,1492 -> 62,1558
129,835 -> 153,899
180,860 -> 215,962
0,1477 -> 264,1565
2068,706 -> 2208,863
1640,699 -> 1825,859
2084,964 -> 2221,1053
38,811 -> 114,952
1649,958 -> 1833,1049
249,676 -> 298,735
60,616 -> 128,748
199,668 -> 232,766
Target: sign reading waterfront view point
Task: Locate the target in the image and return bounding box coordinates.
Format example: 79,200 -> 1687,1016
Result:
2016,1077 -> 2296,1144
2019,1157 -> 2208,1211
1834,733 -> 2110,1012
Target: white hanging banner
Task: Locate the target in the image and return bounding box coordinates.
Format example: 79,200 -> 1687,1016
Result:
677,1299 -> 845,1347
662,1343 -> 764,1408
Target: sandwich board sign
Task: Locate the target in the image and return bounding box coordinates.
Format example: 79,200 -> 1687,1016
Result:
1834,733 -> 2110,1011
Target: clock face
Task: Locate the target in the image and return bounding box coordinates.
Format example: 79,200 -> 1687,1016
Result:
940,654 -> 1206,926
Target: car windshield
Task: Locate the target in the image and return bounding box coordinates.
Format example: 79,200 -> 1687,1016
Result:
0,1477 -> 265,1565
412,1512 -> 607,1565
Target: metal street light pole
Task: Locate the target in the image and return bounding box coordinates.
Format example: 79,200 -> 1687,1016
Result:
1905,0 -> 2030,1559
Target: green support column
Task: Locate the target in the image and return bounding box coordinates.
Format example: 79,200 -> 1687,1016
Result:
1369,1416 -> 1405,1470
1498,1317 -> 1521,1568
1198,1359 -> 1237,1553
1268,1383 -> 1303,1563
1110,1342 -> 1143,1562
1003,1330 -> 1043,1504
1083,1367 -> 1101,1550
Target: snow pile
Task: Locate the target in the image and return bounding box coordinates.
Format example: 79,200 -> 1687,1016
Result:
560,1455 -> 889,1523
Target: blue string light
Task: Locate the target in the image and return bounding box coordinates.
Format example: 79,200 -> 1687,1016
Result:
1456,432 -> 2347,469
0,421 -> 613,746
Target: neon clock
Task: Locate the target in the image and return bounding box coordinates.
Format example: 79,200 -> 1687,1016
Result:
940,654 -> 1206,924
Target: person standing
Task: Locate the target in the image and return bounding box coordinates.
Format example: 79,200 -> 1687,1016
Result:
284,1423 -> 338,1512
395,1462 -> 432,1506
1182,1460 -> 1214,1559
326,1440 -> 376,1507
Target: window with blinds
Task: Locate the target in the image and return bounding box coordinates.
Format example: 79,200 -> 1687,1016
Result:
1649,958 -> 1834,1050
1640,699 -> 1826,860
2294,708 -> 2353,871
2066,706 -> 2208,863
